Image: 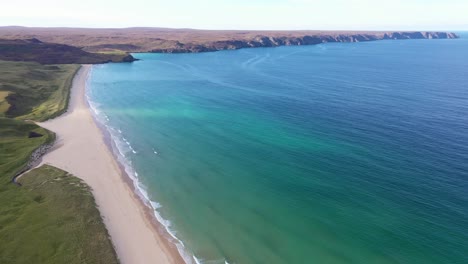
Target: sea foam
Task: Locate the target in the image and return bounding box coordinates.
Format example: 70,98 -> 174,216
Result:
85,72 -> 200,264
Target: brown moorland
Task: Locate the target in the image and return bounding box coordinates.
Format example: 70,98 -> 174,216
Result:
0,26 -> 458,54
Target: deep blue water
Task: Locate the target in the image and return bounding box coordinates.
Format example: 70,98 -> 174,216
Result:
87,34 -> 468,264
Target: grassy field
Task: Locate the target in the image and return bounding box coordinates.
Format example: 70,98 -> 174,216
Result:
0,118 -> 54,183
0,59 -> 119,263
0,91 -> 10,116
0,116 -> 119,264
0,60 -> 79,121
0,165 -> 119,264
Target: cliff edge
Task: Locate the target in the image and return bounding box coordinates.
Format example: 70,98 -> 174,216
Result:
0,27 -> 458,54
149,32 -> 459,53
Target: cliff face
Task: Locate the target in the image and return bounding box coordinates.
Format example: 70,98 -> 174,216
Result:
150,32 -> 458,53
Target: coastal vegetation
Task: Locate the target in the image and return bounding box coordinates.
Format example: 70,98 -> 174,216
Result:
0,165 -> 119,264
0,118 -> 54,181
0,60 -> 79,121
0,57 -> 119,263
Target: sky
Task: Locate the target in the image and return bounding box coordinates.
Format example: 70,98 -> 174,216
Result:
1,0 -> 468,30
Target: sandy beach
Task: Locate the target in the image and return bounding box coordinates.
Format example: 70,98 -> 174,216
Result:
38,65 -> 181,264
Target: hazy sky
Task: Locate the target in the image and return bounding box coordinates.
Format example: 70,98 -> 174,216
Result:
2,0 -> 467,30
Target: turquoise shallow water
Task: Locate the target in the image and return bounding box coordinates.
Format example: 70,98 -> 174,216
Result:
87,35 -> 468,264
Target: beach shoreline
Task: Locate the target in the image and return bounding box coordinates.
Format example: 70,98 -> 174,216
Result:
38,65 -> 185,264
88,84 -> 191,264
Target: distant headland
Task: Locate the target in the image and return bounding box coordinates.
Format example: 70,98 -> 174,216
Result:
0,27 -> 458,58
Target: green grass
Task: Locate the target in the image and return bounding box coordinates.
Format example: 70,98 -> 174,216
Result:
0,165 -> 119,264
0,60 -> 119,263
96,50 -> 128,55
0,118 -> 54,184
0,91 -> 10,117
0,60 -> 79,121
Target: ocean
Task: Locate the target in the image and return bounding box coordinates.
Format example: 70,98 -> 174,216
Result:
86,34 -> 468,264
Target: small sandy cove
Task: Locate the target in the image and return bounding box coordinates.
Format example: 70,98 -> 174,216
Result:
39,65 -> 181,264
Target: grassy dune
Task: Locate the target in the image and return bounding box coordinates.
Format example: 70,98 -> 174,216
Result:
0,165 -> 119,264
0,118 -> 54,182
0,60 -> 79,121
0,61 -> 119,263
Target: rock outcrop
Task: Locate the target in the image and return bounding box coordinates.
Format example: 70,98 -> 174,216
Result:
150,32 -> 458,53
12,141 -> 54,185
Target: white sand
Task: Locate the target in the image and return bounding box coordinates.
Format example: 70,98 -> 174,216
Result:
39,65 -> 179,264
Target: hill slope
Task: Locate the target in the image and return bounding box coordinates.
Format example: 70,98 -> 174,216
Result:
0,60 -> 79,121
0,26 -> 458,53
0,38 -> 136,64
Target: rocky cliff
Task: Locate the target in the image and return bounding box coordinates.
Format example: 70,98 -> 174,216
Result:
0,27 -> 458,55
149,32 -> 458,53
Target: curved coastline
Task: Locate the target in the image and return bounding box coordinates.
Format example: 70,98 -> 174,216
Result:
85,67 -> 203,264
38,65 -> 184,264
